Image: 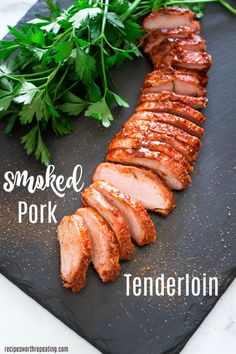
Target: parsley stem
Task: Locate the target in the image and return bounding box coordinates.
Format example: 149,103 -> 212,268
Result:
14,69 -> 54,78
27,77 -> 48,82
219,0 -> 236,14
103,35 -> 135,53
165,0 -> 236,14
56,81 -> 79,100
53,64 -> 70,101
120,0 -> 143,21
100,0 -> 109,97
49,27 -> 72,47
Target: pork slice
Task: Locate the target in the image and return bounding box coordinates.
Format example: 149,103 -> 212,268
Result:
119,127 -> 198,163
75,207 -> 120,282
133,110 -> 204,138
106,148 -> 191,190
150,35 -> 206,58
173,49 -> 212,71
58,214 -> 92,293
143,26 -> 195,53
154,48 -> 212,72
109,134 -> 192,172
143,69 -> 174,93
174,72 -> 207,96
143,70 -> 206,97
92,180 -> 156,246
143,7 -> 200,33
124,119 -> 202,150
175,68 -> 208,86
136,100 -> 205,125
166,35 -> 206,51
93,163 -> 175,215
139,91 -> 208,109
82,187 -> 134,260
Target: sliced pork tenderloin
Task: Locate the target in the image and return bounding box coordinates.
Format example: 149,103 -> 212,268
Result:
58,214 -> 92,293
82,186 -> 134,260
136,100 -> 205,125
139,91 -> 208,110
92,180 -> 156,246
143,7 -> 200,33
143,70 -> 206,97
142,26 -> 196,53
117,127 -> 198,163
124,119 -> 202,150
109,135 -> 192,172
75,207 -> 120,282
153,48 -> 212,72
130,111 -> 205,139
106,148 -> 191,190
149,36 -> 206,59
93,163 -> 175,215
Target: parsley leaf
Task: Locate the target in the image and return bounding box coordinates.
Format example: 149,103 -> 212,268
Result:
85,97 -> 113,127
75,46 -> 96,83
54,41 -> 73,63
60,92 -> 87,116
70,8 -> 102,28
34,127 -> 52,165
14,82 -> 39,104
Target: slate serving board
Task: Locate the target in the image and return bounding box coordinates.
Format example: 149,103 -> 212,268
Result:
0,1 -> 236,353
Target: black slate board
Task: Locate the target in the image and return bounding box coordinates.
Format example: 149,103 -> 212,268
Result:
0,1 -> 236,353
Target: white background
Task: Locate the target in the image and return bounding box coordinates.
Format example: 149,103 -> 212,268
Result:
0,1 -> 235,353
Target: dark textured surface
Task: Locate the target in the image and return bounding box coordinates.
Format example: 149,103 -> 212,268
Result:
0,1 -> 236,354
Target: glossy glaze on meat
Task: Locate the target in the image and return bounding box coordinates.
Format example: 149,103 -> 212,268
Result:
139,92 -> 208,110
152,48 -> 212,72
142,26 -> 196,53
143,69 -> 207,97
143,7 -> 200,33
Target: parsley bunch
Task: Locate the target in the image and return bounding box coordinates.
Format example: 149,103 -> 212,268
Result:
0,0 -> 235,165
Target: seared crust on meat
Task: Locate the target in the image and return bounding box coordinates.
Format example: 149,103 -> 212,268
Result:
143,69 -> 174,93
92,180 -> 156,246
93,163 -> 175,215
131,111 -> 204,138
76,207 -> 120,282
142,26 -> 195,53
149,36 -> 206,61
58,215 -> 92,293
119,127 -> 198,163
173,71 -> 207,96
82,186 -> 134,260
153,48 -> 212,72
124,119 -> 202,150
136,100 -> 205,125
109,134 -> 192,172
106,148 -> 191,190
139,91 -> 208,109
143,69 -> 206,97
175,68 -> 208,86
143,7 -> 200,33
119,126 -> 198,163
